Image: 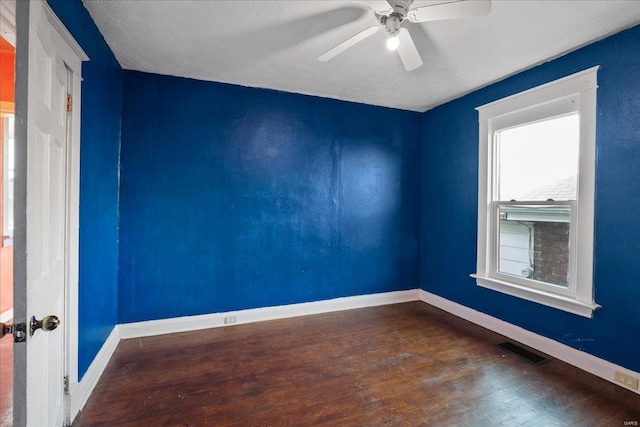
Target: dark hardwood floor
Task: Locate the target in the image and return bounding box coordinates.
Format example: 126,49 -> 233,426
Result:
73,302 -> 640,426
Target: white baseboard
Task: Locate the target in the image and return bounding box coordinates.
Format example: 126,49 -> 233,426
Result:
69,287 -> 639,421
69,325 -> 121,421
118,289 -> 420,339
0,308 -> 13,323
418,289 -> 640,395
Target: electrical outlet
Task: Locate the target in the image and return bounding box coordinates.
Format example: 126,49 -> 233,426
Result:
224,316 -> 237,325
615,371 -> 639,390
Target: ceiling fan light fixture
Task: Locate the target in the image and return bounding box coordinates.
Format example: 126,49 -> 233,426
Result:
386,35 -> 400,51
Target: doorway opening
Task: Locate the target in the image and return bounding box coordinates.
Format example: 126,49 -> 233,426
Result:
0,1 -> 16,424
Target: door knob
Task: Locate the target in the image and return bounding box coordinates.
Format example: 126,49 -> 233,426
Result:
1,322 -> 27,342
1,322 -> 10,339
30,315 -> 60,336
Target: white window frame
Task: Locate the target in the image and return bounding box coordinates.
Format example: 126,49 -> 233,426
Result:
472,67 -> 600,318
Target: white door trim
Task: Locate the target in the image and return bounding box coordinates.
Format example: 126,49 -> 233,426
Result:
42,4 -> 88,66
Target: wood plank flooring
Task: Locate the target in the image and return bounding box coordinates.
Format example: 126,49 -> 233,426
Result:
73,302 -> 640,426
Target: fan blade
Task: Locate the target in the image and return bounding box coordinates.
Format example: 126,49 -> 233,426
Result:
408,0 -> 491,23
318,26 -> 381,62
397,28 -> 423,71
365,1 -> 393,16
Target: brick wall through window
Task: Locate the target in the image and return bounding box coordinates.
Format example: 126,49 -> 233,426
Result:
532,222 -> 570,285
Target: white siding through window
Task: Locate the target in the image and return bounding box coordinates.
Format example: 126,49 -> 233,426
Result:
499,221 -> 531,276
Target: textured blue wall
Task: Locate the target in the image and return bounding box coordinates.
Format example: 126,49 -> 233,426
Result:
118,72 -> 422,323
48,0 -> 122,379
421,25 -> 640,371
46,0 -> 640,379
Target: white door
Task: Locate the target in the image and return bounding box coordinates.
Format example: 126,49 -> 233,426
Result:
15,1 -> 85,425
25,1 -> 69,425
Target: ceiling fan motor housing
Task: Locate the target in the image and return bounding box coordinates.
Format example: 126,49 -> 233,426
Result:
389,0 -> 413,18
378,0 -> 413,35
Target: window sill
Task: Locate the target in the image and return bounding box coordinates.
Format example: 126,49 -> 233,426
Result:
471,274 -> 600,318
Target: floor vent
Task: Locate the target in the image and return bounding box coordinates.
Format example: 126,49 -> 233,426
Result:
497,341 -> 550,366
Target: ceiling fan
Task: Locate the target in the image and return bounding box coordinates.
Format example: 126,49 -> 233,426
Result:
318,0 -> 491,71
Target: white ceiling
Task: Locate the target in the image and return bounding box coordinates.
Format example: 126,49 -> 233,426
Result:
82,0 -> 640,112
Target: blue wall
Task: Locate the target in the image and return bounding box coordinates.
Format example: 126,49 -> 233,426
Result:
48,0 -> 122,379
118,72 -> 422,323
421,25 -> 640,372
45,0 -> 640,380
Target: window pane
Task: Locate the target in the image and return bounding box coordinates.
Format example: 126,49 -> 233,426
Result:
498,205 -> 570,288
497,114 -> 579,201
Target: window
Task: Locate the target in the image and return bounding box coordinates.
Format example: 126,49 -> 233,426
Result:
472,67 -> 600,318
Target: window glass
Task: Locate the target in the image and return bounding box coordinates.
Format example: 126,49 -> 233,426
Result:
497,114 -> 579,202
497,204 -> 571,287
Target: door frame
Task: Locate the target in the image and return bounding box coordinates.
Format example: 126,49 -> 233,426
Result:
14,1 -> 87,425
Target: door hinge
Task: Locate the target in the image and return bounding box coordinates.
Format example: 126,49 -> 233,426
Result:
66,94 -> 73,113
64,375 -> 70,395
